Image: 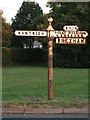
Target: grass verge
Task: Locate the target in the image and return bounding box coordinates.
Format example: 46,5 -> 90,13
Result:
2,66 -> 88,107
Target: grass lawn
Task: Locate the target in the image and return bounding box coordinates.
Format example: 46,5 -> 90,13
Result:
2,66 -> 88,107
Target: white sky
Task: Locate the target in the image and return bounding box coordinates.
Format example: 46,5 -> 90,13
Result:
0,0 -> 50,24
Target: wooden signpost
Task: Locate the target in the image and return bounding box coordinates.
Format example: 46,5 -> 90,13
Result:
15,17 -> 88,100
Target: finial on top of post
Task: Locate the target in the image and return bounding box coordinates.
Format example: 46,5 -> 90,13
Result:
47,17 -> 54,31
48,17 -> 53,26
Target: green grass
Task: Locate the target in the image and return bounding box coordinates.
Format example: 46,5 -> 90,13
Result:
2,66 -> 88,107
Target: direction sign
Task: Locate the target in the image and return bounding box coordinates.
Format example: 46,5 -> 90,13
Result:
63,25 -> 79,31
15,30 -> 47,36
54,31 -> 88,38
56,37 -> 86,44
55,25 -> 88,44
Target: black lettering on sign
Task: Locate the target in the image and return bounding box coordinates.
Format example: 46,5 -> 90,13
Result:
33,32 -> 35,35
38,32 -> 40,35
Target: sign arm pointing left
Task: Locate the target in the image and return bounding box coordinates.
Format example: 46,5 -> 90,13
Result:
15,30 -> 47,37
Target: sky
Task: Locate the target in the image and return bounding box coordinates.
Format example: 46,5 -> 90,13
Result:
0,0 -> 50,24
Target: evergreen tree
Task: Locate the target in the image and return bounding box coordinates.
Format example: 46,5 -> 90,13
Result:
11,2 -> 44,48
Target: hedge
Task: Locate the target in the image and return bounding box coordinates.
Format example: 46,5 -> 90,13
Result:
2,47 -> 47,66
2,47 -> 88,68
2,47 -> 12,66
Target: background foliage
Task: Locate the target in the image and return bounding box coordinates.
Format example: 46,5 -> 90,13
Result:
2,47 -> 47,66
11,2 -> 44,48
2,2 -> 90,68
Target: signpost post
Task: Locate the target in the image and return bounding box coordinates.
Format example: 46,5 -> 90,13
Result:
15,17 -> 88,100
47,17 -> 54,100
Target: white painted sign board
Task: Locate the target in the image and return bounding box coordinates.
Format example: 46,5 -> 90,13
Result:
15,30 -> 47,36
54,26 -> 88,44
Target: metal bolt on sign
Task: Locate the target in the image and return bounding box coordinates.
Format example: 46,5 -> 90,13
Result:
15,17 -> 88,100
